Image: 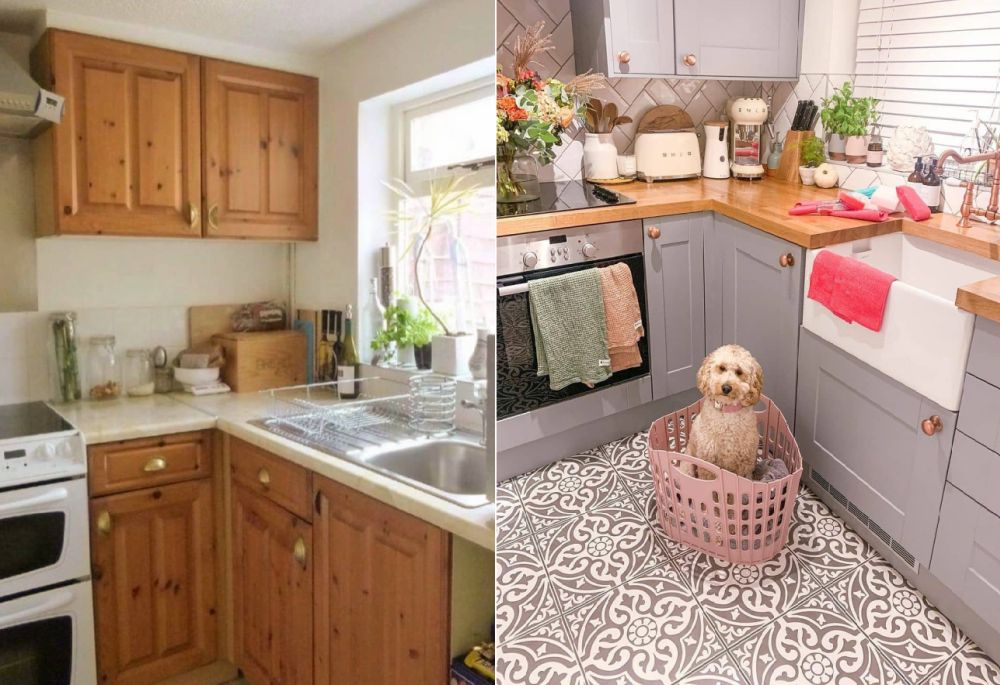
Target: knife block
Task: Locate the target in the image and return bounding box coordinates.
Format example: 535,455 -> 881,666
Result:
777,130 -> 815,184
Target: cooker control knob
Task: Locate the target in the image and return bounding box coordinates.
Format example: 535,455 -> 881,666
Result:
522,251 -> 538,268
37,443 -> 57,462
582,243 -> 598,258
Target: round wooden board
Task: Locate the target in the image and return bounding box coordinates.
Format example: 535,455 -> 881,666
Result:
588,176 -> 635,185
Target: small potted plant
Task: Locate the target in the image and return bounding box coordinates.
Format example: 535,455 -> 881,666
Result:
799,136 -> 825,185
820,81 -> 878,163
370,298 -> 440,369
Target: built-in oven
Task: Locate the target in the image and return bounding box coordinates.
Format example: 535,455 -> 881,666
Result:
496,220 -> 650,420
0,581 -> 96,684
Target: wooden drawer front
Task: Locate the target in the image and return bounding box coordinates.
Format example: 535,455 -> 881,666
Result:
89,431 -> 211,496
967,316 -> 1000,389
931,484 -> 1000,629
957,374 -> 1000,452
231,438 -> 312,521
949,432 -> 1000,517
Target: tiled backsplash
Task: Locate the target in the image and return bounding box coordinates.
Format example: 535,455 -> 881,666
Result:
0,306 -> 188,404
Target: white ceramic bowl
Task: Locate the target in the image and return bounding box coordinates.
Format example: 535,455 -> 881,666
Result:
173,366 -> 220,386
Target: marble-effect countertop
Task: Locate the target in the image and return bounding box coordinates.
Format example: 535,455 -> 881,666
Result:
51,392 -> 495,549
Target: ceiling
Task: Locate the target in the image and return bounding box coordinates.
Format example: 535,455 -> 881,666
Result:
0,0 -> 436,54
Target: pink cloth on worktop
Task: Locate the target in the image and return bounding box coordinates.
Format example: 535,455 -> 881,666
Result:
808,250 -> 897,331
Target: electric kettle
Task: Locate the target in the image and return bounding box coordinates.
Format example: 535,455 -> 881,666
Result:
703,120 -> 729,179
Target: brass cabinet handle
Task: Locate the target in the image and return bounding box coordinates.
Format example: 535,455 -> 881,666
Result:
779,253 -> 795,267
647,226 -> 661,240
293,537 -> 307,567
97,510 -> 112,536
921,415 -> 943,436
683,53 -> 697,66
258,467 -> 271,486
143,457 -> 167,472
188,202 -> 200,230
618,50 -> 631,64
207,204 -> 219,231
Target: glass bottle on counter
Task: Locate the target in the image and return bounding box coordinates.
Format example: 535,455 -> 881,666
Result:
907,157 -> 924,191
87,335 -> 120,400
124,349 -> 155,396
50,312 -> 81,402
922,158 -> 942,213
337,305 -> 360,399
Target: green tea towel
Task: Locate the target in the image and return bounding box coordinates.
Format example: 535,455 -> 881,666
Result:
529,269 -> 611,390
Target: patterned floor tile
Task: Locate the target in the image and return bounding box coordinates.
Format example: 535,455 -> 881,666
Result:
517,448 -> 627,531
731,591 -> 904,684
497,479 -> 531,545
673,652 -> 749,684
674,547 -> 821,641
602,430 -> 653,490
565,564 -> 724,685
789,492 -> 874,585
627,481 -> 688,558
496,535 -> 560,642
496,617 -> 587,685
923,642 -> 1000,685
536,497 -> 671,610
831,558 -> 968,682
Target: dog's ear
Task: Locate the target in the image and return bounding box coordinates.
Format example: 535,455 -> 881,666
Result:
696,354 -> 712,397
746,358 -> 764,406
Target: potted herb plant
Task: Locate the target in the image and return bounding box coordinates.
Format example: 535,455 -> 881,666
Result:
370,298 -> 440,368
820,81 -> 879,163
799,135 -> 825,185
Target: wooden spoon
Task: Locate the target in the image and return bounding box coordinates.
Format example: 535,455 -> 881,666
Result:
603,102 -> 618,134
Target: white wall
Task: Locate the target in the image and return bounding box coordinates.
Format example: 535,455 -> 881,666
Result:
294,0 -> 495,351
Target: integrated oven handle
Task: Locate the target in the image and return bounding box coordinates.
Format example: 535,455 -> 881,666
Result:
0,487 -> 69,515
0,589 -> 75,629
497,283 -> 530,297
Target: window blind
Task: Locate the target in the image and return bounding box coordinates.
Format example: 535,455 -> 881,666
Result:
854,0 -> 1000,156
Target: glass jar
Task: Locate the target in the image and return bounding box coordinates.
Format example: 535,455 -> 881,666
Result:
124,349 -> 155,397
497,148 -> 541,203
87,335 -> 120,400
50,312 -> 82,402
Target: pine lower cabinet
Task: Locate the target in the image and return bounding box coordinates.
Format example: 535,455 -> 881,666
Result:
89,469 -> 217,684
314,476 -> 451,685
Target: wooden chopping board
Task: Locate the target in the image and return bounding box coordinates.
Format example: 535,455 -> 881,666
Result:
637,105 -> 695,133
188,304 -> 241,347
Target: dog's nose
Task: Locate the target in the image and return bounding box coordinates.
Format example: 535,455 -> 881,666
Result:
721,384 -> 732,395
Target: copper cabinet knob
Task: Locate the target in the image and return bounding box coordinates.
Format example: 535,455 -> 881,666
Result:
618,50 -> 631,64
647,226 -> 661,239
779,253 -> 795,267
921,415 -> 943,436
683,53 -> 697,66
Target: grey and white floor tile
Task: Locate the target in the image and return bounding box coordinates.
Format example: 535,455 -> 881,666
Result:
495,428 -> 1000,685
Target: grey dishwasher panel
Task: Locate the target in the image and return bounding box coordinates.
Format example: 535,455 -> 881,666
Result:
796,329 -> 955,566
949,431 -> 1000,517
643,214 -> 707,401
967,317 -> 1000,389
957,374 -> 1000,453
932,484 -> 1000,631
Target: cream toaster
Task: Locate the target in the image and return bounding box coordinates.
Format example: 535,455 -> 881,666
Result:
635,130 -> 702,181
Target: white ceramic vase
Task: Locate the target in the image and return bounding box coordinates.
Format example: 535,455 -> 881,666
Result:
844,135 -> 868,164
583,132 -> 619,180
432,334 -> 476,377
799,166 -> 816,185
467,328 -> 489,380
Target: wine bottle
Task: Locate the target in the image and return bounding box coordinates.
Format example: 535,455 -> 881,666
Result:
338,304 -> 360,399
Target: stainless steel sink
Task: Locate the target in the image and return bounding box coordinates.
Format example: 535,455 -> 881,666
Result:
364,438 -> 488,508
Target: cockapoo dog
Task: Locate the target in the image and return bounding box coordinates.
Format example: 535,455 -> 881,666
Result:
683,344 -> 763,480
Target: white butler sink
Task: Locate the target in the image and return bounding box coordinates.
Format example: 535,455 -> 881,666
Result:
802,233 -> 1000,410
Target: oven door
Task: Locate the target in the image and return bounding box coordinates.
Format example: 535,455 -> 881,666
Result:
0,581 -> 96,685
496,252 -> 650,419
0,478 -> 90,599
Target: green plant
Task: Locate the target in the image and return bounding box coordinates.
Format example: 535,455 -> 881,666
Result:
370,299 -> 441,352
820,81 -> 879,137
800,136 -> 826,168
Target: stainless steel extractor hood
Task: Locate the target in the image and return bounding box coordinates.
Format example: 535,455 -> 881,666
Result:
0,46 -> 63,139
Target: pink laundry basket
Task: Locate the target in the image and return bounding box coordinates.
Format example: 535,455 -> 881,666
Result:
647,394 -> 802,564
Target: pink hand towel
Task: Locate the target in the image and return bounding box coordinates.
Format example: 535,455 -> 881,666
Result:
829,257 -> 896,332
806,250 -> 841,312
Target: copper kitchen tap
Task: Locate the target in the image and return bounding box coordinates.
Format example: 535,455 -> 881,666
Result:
935,149 -> 1000,228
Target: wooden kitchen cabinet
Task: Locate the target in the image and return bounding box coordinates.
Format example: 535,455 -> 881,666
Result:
705,215 -> 804,421
232,485 -> 313,685
313,476 -> 451,685
202,59 -> 318,240
31,29 -> 203,237
643,213 -> 707,401
90,479 -> 217,685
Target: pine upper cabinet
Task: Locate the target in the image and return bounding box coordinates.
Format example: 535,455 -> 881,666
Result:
90,480 -> 217,685
202,59 -> 318,240
232,485 -> 313,685
32,30 -> 203,237
314,476 -> 451,685
673,0 -> 802,80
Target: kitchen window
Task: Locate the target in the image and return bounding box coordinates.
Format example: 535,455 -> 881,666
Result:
393,80 -> 495,334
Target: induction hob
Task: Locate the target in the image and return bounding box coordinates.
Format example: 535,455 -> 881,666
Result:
497,181 -> 636,218
0,401 -> 74,442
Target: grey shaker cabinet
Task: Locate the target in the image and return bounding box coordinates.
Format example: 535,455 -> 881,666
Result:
796,330 -> 955,567
706,216 -> 804,421
570,0 -> 675,77
643,213 -> 707,401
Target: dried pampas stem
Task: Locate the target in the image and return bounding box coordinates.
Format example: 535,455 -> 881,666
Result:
565,71 -> 605,98
511,22 -> 554,76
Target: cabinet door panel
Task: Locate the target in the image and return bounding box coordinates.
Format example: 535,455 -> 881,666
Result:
314,477 -> 450,685
136,72 -> 184,209
90,479 -> 216,685
608,0 -> 674,76
79,62 -> 129,206
203,59 -> 318,240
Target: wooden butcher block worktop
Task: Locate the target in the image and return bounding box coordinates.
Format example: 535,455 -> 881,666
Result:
497,177 -> 1000,324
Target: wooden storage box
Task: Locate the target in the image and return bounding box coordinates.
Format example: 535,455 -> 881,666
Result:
213,330 -> 306,392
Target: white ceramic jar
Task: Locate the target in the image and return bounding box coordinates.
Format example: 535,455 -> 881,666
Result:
583,133 -> 619,180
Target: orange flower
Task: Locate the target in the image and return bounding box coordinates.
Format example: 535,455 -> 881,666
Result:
508,107 -> 528,121
497,96 -> 518,113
